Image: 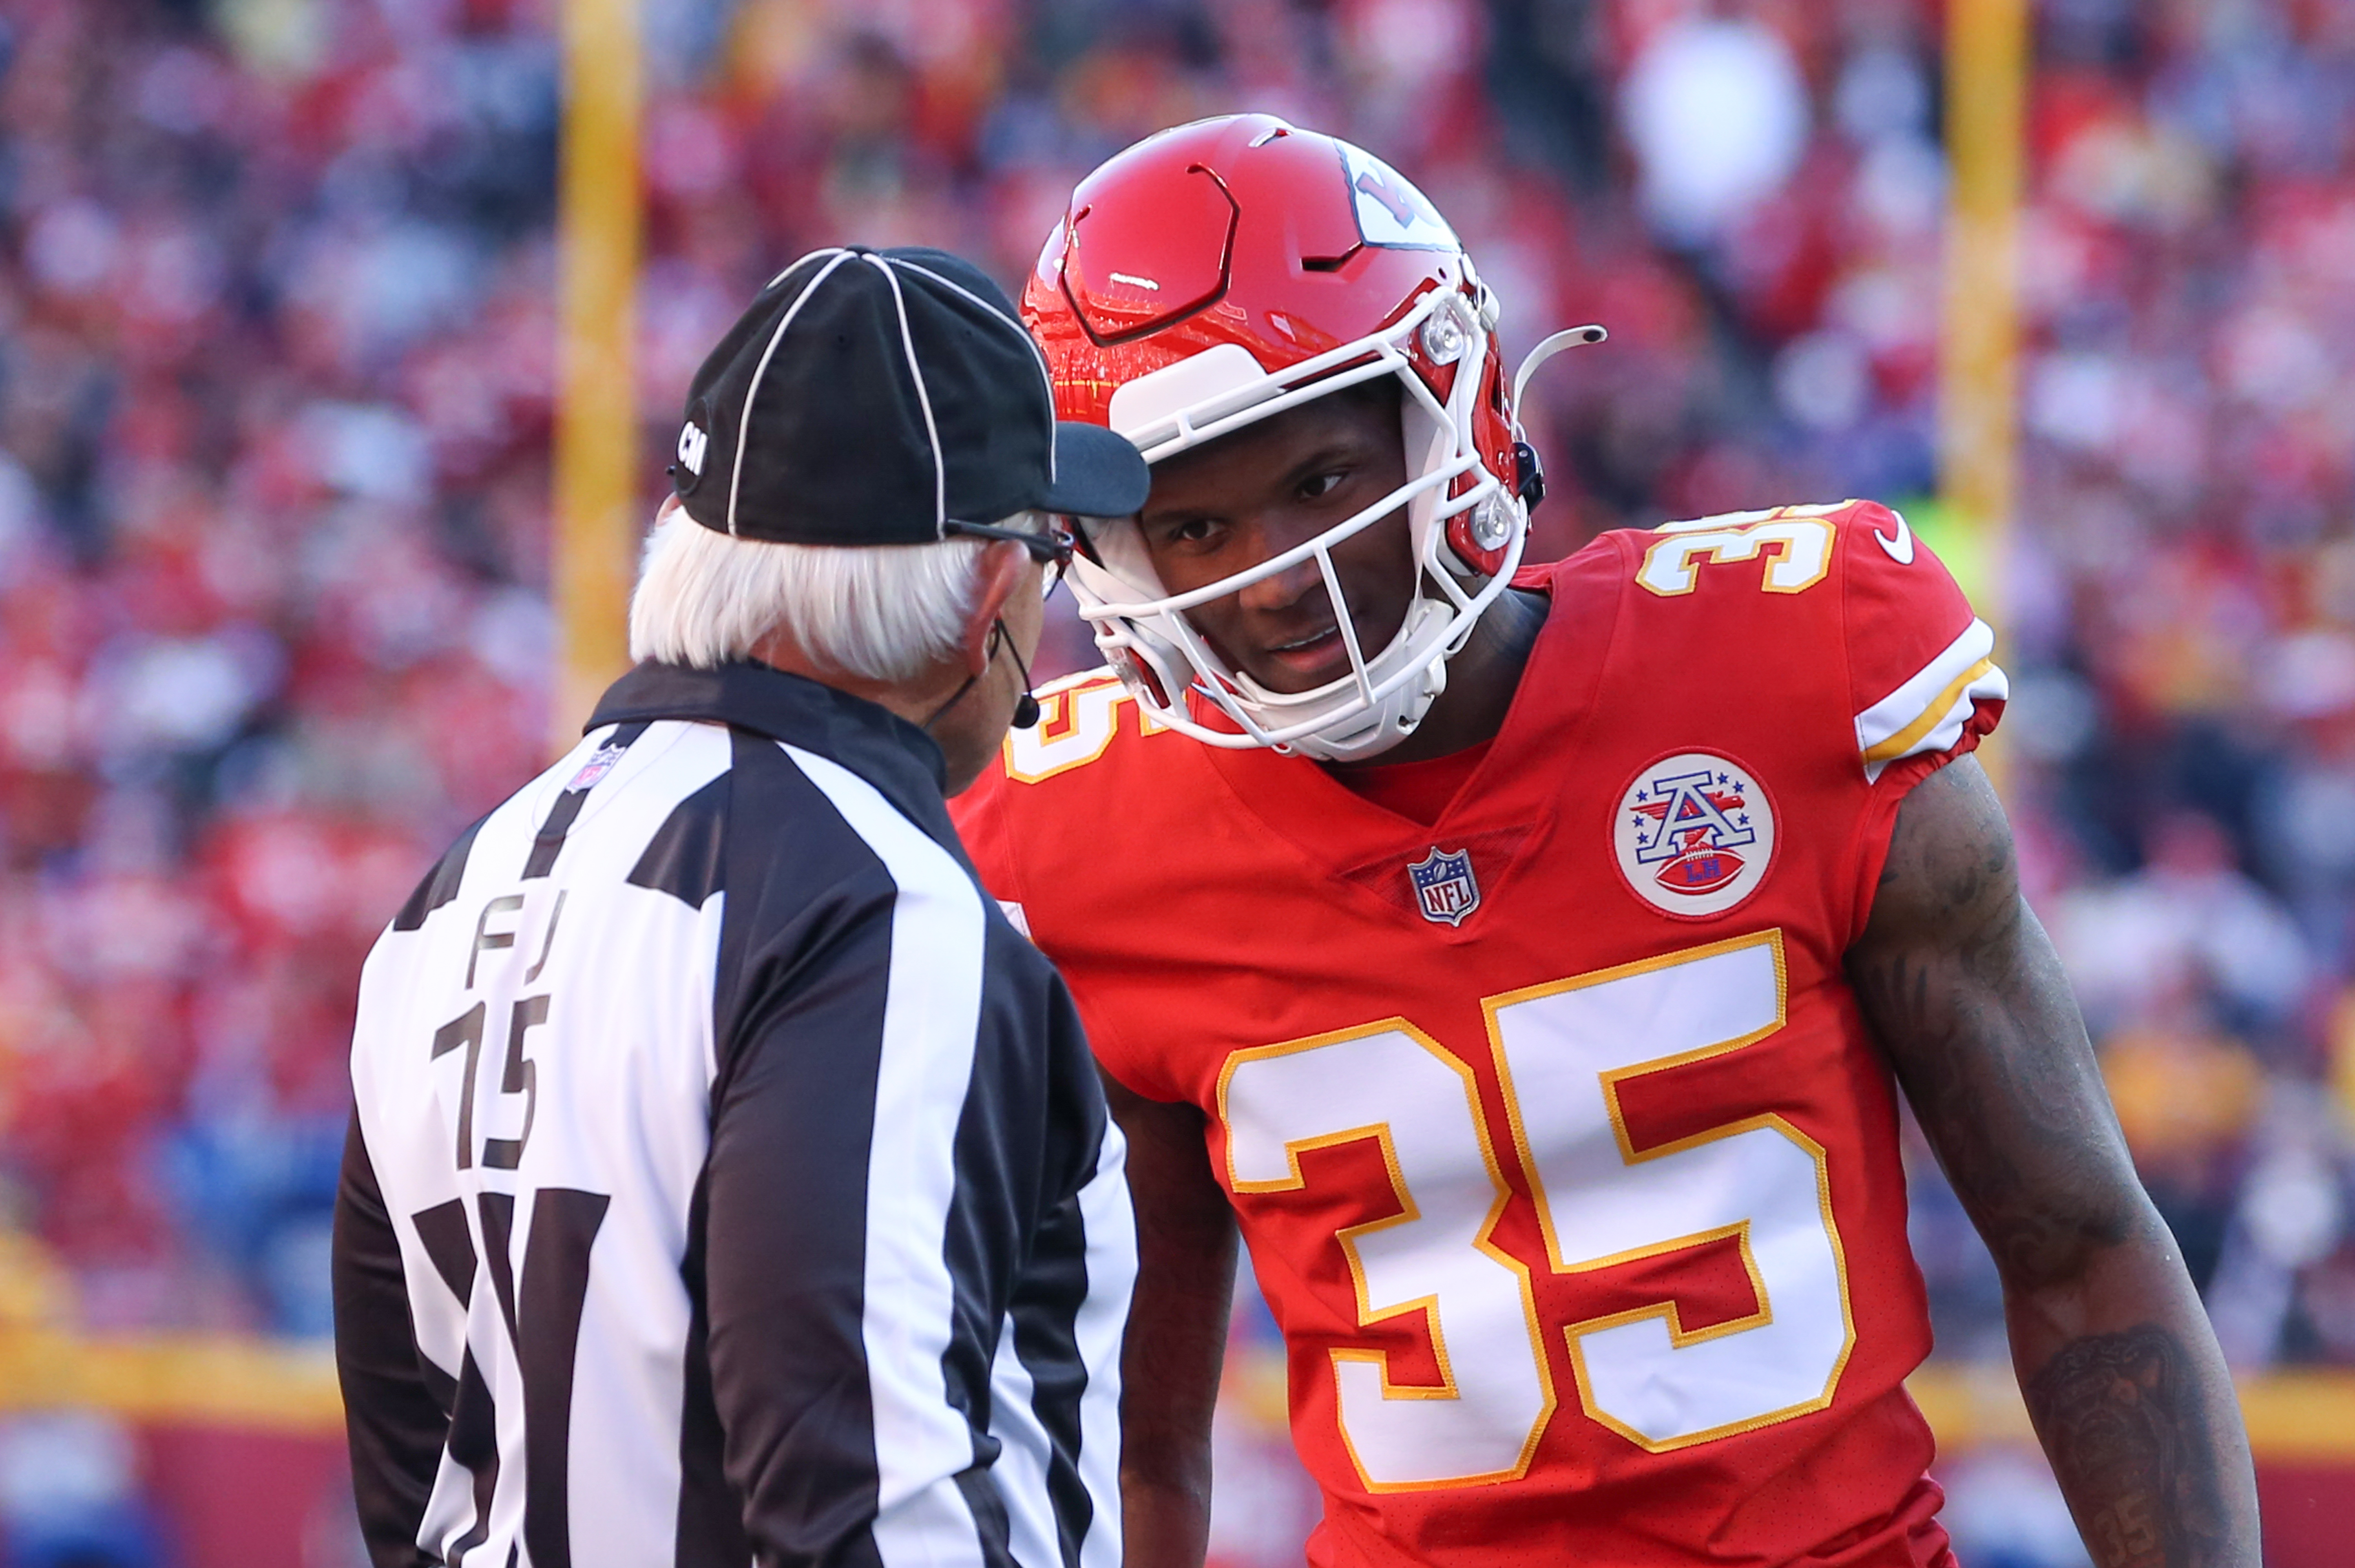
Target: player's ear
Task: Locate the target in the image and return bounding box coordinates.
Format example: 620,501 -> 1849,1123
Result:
957,540 -> 1029,677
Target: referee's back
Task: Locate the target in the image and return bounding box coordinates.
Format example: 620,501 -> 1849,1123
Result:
334,662 -> 1135,1568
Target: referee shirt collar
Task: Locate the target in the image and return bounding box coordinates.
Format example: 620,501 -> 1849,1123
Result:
587,660 -> 957,838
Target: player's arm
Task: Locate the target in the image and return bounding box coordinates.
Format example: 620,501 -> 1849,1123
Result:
1103,1073 -> 1239,1568
331,1115 -> 450,1568
1846,757 -> 2260,1568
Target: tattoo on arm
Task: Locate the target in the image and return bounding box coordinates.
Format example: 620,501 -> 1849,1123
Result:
1845,762 -> 2138,1289
1851,759 -> 2260,1564
2025,1326 -> 2230,1568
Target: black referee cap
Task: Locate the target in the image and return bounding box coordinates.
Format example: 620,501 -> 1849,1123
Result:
670,246 -> 1149,544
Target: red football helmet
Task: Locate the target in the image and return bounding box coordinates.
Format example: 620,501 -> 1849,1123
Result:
1022,113 -> 1601,760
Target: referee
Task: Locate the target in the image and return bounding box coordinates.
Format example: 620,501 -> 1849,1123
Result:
333,248 -> 1149,1568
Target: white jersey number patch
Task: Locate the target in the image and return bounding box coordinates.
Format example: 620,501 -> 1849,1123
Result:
1216,930 -> 1854,1488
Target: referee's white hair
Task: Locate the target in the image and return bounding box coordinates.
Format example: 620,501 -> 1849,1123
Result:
628,502 -> 1042,683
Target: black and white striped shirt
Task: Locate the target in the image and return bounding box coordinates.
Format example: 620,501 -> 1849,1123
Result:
334,661 -> 1134,1568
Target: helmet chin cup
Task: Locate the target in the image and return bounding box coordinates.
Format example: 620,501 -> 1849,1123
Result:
1233,595 -> 1456,762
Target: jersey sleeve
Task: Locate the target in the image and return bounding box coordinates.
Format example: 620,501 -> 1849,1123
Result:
1841,502 -> 2007,788
332,1114 -> 449,1568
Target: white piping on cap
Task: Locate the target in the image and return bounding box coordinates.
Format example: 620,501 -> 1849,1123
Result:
891,256 -> 1060,482
727,247 -> 860,538
867,254 -> 947,532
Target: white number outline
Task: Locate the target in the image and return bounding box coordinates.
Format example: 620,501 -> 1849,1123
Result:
1482,929 -> 1857,1452
1003,671 -> 1165,785
1216,929 -> 1859,1479
1637,506 -> 1842,598
1217,1018 -> 1557,1492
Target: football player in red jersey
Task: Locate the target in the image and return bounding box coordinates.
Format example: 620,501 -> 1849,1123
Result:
954,115 -> 2258,1568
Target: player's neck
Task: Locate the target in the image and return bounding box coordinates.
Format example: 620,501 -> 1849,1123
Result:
1325,587 -> 1549,772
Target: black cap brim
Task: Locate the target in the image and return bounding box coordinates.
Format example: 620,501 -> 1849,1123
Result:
1036,422 -> 1151,518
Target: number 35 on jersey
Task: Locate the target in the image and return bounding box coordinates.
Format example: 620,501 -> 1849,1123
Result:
1218,930 -> 1853,1490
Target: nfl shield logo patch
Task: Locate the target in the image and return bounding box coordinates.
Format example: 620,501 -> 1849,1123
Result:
1407,847 -> 1481,926
564,742 -> 628,794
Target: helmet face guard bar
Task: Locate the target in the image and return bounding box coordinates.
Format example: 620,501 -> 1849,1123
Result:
1114,285 -> 1455,465
1064,286 -> 1530,756
1081,452 -> 1479,623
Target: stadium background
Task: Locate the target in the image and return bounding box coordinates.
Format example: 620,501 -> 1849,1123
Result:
2,0 -> 2354,1564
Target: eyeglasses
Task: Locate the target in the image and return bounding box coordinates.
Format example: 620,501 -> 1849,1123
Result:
943,518 -> 1077,598
1041,529 -> 1076,598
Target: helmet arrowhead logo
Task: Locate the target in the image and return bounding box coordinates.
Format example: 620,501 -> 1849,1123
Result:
1354,169 -> 1415,226
1336,145 -> 1457,251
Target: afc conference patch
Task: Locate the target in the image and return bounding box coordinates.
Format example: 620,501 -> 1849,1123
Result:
1407,846 -> 1481,926
1613,751 -> 1777,918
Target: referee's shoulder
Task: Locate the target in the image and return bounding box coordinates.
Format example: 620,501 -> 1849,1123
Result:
691,728 -> 927,902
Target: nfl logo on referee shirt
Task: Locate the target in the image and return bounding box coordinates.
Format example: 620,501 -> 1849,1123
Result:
1408,847 -> 1481,926
565,742 -> 627,794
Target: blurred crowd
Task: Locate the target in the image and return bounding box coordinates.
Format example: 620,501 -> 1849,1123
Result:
3,0 -> 2355,1553
0,0 -> 556,1342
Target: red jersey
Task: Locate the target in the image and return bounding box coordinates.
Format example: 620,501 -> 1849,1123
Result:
955,501 -> 2006,1568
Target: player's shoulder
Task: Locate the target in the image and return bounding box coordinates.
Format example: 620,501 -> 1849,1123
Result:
961,664 -> 1199,812
1581,497 -> 1972,634
1605,497 -> 1908,595
1572,499 -> 2004,779
953,664 -> 1212,914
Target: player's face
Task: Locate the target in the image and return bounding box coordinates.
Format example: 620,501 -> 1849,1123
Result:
1134,384 -> 1413,695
